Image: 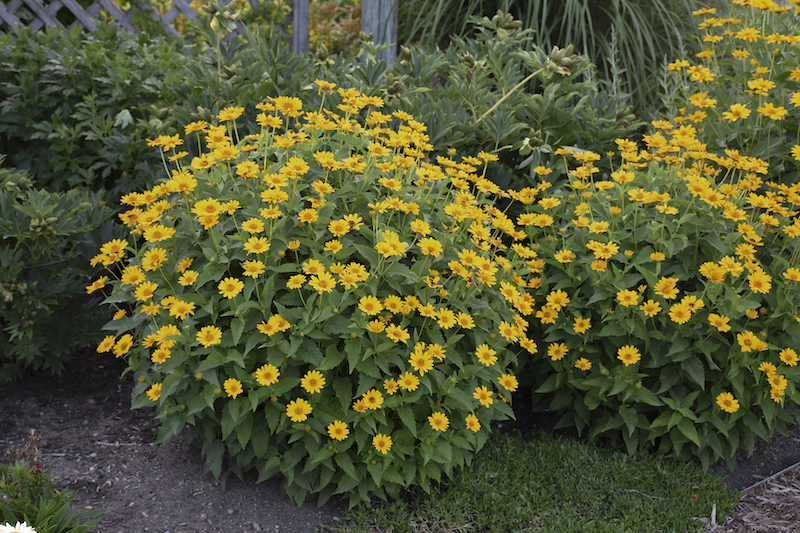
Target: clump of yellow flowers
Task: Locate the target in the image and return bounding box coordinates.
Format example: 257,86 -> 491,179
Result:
90,84 -> 531,506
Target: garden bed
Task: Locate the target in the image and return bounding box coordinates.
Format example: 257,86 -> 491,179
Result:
2,348 -> 799,532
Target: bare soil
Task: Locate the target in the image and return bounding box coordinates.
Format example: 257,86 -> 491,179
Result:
2,348 -> 800,532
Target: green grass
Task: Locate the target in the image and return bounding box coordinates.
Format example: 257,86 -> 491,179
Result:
322,431 -> 740,533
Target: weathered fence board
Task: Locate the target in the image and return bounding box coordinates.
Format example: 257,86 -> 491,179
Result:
0,0 -> 398,60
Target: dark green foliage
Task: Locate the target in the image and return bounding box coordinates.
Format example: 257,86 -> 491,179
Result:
0,23 -> 190,199
0,159 -> 114,381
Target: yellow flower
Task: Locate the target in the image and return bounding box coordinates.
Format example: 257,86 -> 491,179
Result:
779,348 -> 798,367
244,236 -> 270,254
748,269 -> 772,294
286,398 -> 313,422
616,289 -> 639,307
428,412 -> 450,432
475,344 -> 498,366
554,249 -> 576,263
308,272 -> 337,293
668,303 -> 692,324
362,389 -> 384,410
465,414 -> 481,432
418,237 -> 443,257
218,277 -> 244,299
722,103 -> 751,122
398,371 -> 420,391
617,345 -> 641,366
196,325 -> 222,348
366,320 -> 385,333
473,386 -> 494,407
650,252 -> 666,262
654,277 -> 679,299
707,314 -> 731,333
146,383 -> 162,401
372,433 -> 392,454
547,342 -> 568,361
409,349 -> 434,375
242,260 -> 265,278
97,335 -> 116,353
385,324 -> 410,344
223,378 -> 243,399
573,317 -> 591,334
498,374 -> 519,392
301,370 -> 326,394
575,358 -> 592,371
253,364 -> 280,386
327,421 -> 349,441
113,334 -> 134,358
757,102 -> 787,120
716,392 -> 740,413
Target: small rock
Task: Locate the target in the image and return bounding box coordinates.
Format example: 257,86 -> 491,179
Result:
253,522 -> 262,532
227,509 -> 234,514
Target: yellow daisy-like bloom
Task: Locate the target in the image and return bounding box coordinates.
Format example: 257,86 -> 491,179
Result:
748,269 -> 772,294
616,289 -> 639,307
617,345 -> 641,366
547,342 -> 568,361
134,281 -> 158,301
244,236 -> 270,254
113,334 -> 134,358
372,433 -> 392,454
366,320 -> 386,333
224,378 -> 243,399
384,378 -> 400,395
398,371 -> 420,391
242,260 -> 265,278
286,398 -> 313,422
466,414 -> 481,432
327,421 -> 349,441
418,237 -> 443,257
146,383 -> 162,401
286,274 -> 306,289
308,272 -> 337,293
301,370 -> 326,394
218,277 -> 244,299
554,249 -> 576,263
708,313 -> 731,333
97,335 -> 116,353
757,102 -> 787,120
362,389 -> 384,410
385,324 -> 410,344
253,364 -> 280,386
473,386 -> 494,407
575,358 -> 592,371
196,325 -> 222,348
716,392 -> 740,413
722,103 -> 751,122
654,277 -> 679,299
142,248 -> 168,271
546,289 -> 570,311
779,348 -> 798,367
178,270 -> 198,286
475,344 -> 498,366
573,317 -> 591,334
120,265 -> 145,285
409,350 -> 434,375
650,252 -> 666,262
143,224 -> 175,242
241,218 -> 265,233
428,412 -> 450,432
358,295 -> 383,315
668,303 -> 692,324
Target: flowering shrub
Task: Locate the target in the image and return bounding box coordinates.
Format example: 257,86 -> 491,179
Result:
90,87 -> 532,505
660,0 -> 800,184
517,121 -> 800,468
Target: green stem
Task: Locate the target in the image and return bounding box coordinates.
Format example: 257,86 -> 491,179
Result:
474,68 -> 545,126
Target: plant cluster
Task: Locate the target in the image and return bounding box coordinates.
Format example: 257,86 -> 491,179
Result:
0,159 -> 114,381
396,0 -> 702,113
0,22 -> 189,198
309,0 -> 362,57
379,12 -> 640,189
0,432 -> 101,533
518,122 -> 800,469
91,87 -> 534,506
659,0 -> 800,186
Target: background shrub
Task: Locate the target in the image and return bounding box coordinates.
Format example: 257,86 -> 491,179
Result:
0,158 -> 114,381
0,22 -> 189,198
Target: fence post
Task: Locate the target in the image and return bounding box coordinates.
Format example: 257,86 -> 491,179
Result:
361,0 -> 397,64
292,0 -> 308,53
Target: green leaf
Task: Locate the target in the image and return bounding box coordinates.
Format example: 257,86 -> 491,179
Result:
334,452 -> 358,481
318,345 -> 346,371
681,358 -> 705,389
397,406 -> 417,438
619,406 -> 638,437
677,417 -> 701,448
237,410 -> 254,449
231,317 -> 245,346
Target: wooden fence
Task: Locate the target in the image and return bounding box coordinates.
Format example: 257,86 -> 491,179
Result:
0,0 -> 397,59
